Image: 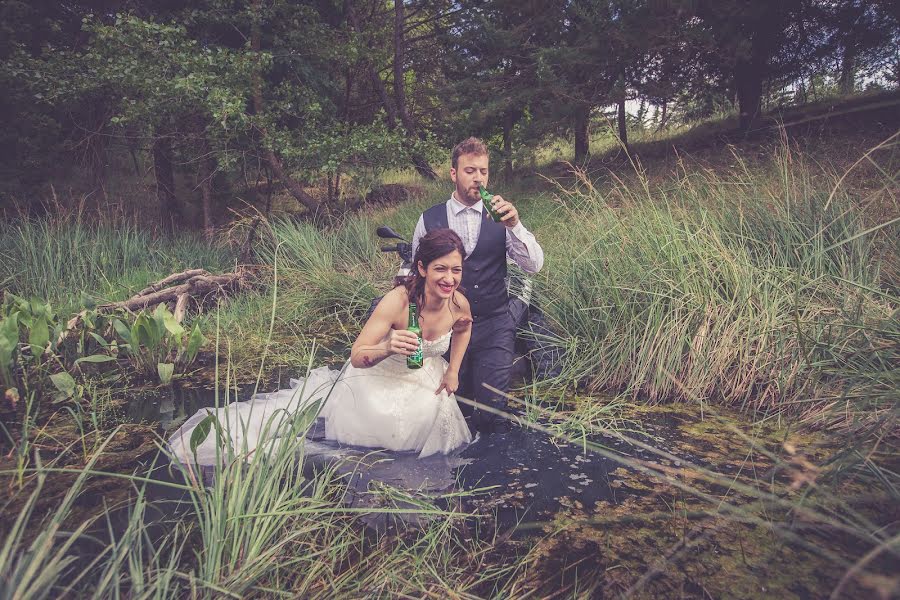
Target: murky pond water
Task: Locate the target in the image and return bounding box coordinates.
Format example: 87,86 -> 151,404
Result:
130,375 -> 684,534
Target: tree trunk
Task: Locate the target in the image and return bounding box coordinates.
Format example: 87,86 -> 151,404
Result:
346,4 -> 399,130
393,0 -> 410,134
369,67 -> 398,129
839,46 -> 856,95
152,136 -> 179,230
198,143 -> 216,237
734,57 -> 764,132
502,115 -> 514,182
393,0 -> 437,180
658,100 -> 668,131
251,0 -> 322,217
795,77 -> 807,104
574,105 -> 590,165
617,97 -> 629,150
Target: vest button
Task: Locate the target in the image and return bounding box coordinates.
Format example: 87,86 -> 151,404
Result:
474,284 -> 479,289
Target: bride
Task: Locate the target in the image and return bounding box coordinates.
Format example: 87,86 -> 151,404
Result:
168,228 -> 474,464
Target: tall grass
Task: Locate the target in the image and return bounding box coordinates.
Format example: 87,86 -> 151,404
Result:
0,213 -> 234,313
533,140 -> 898,428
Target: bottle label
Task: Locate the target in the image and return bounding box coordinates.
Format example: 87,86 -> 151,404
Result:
410,339 -> 423,363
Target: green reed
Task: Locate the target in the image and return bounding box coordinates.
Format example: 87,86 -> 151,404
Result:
0,213 -> 233,314
529,139 -> 898,432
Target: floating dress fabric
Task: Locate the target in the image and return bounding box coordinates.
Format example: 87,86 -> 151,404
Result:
167,330 -> 471,464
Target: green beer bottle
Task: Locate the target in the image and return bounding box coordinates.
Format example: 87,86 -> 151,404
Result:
478,185 -> 503,223
407,302 -> 423,369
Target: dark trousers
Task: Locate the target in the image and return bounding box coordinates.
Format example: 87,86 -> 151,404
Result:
452,305 -> 517,431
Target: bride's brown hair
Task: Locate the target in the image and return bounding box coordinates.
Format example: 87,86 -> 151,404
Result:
404,228 -> 466,310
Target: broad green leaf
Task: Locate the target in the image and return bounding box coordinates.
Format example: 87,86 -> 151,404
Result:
75,354 -> 117,365
30,297 -> 51,319
0,315 -> 18,385
189,413 -> 216,457
133,314 -> 157,348
50,371 -> 76,395
185,324 -> 205,364
89,332 -> 109,348
161,307 -> 184,338
28,316 -> 50,355
113,318 -> 132,345
157,362 -> 175,384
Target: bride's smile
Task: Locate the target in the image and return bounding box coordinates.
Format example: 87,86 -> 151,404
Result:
420,250 -> 463,301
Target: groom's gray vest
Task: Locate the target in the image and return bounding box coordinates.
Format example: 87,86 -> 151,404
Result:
423,203 -> 508,318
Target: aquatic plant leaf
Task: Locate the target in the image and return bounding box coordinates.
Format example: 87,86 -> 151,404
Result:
49,371 -> 76,395
112,318 -> 131,346
160,306 -> 184,339
157,362 -> 175,384
0,315 -> 18,386
189,413 -> 216,458
132,314 -> 157,348
89,332 -> 109,348
28,316 -> 49,355
184,324 -> 205,364
74,354 -> 117,365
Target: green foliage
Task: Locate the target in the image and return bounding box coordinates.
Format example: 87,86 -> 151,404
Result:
531,145 -> 898,436
113,304 -> 205,384
0,294 -> 62,389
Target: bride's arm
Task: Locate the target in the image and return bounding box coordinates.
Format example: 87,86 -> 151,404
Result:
350,287 -> 419,368
436,293 -> 473,394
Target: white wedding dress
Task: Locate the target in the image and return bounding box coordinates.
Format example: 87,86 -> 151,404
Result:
167,330 -> 472,464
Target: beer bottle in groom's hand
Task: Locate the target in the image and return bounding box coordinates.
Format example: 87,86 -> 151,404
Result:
478,185 -> 503,223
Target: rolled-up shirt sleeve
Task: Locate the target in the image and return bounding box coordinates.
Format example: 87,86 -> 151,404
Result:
506,221 -> 544,273
411,215 -> 427,262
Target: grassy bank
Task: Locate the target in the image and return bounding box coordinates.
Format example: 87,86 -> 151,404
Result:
534,141 -> 897,429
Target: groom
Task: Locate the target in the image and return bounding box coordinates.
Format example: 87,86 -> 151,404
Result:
411,137 -> 544,434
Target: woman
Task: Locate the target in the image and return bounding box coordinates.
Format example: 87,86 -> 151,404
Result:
168,228 -> 473,463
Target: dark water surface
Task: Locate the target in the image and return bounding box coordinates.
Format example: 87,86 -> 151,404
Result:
129,378 -> 667,535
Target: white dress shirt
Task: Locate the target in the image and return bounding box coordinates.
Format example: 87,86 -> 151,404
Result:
411,194 -> 544,273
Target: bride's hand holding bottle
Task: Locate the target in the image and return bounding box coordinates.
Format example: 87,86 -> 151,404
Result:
388,329 -> 420,356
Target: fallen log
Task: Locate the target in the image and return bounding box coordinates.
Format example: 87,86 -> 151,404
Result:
58,267 -> 256,346
101,270 -> 248,315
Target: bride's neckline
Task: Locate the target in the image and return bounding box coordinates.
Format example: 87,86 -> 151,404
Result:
422,329 -> 452,343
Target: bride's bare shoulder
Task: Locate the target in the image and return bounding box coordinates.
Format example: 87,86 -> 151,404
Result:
450,292 -> 472,332
375,286 -> 409,318
451,290 -> 470,312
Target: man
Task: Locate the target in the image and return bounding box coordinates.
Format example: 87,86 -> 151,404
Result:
411,137 -> 544,433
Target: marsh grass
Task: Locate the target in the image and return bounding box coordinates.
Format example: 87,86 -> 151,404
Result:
528,136 -> 898,432
0,211 -> 234,314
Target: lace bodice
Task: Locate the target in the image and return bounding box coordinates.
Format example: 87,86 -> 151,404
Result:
421,330 -> 452,357
373,329 -> 452,374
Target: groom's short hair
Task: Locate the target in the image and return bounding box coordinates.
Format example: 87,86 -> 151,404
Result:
451,137 -> 489,169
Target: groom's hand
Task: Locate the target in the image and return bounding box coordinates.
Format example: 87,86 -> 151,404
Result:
490,195 -> 520,228
435,370 -> 459,395
388,329 -> 420,356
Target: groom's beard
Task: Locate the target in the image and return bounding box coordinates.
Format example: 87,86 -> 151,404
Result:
461,186 -> 480,204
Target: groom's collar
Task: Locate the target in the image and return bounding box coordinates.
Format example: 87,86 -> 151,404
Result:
449,193 -> 483,215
